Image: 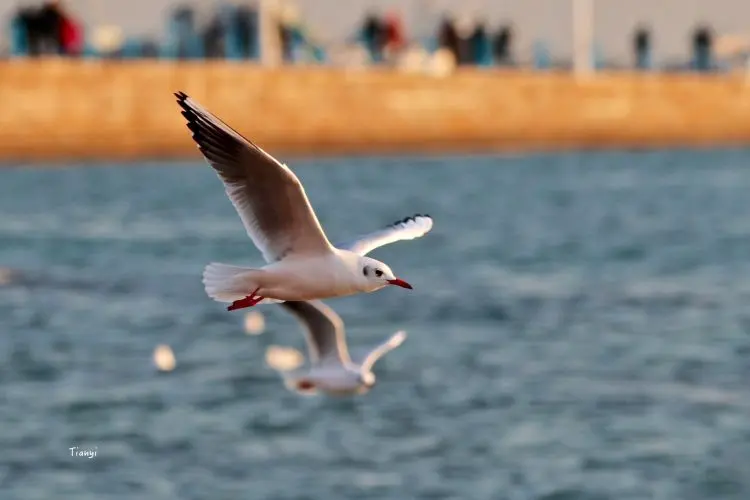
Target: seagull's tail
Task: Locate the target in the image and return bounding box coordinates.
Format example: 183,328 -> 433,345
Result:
202,262 -> 282,305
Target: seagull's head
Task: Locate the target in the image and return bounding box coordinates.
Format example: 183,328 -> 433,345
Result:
358,257 -> 412,291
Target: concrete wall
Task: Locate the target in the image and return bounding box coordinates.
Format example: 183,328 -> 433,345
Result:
1,59 -> 750,162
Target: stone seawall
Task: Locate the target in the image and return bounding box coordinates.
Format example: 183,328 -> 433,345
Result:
1,59 -> 749,162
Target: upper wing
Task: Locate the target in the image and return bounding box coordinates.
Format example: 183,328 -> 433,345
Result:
359,331 -> 407,373
337,214 -> 433,256
279,300 -> 352,365
175,91 -> 333,263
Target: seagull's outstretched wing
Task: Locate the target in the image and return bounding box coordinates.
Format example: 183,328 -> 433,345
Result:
280,300 -> 352,365
359,331 -> 407,373
175,92 -> 333,263
337,215 -> 433,256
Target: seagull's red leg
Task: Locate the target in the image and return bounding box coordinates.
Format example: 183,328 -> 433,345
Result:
247,294 -> 265,306
227,287 -> 265,311
296,379 -> 316,391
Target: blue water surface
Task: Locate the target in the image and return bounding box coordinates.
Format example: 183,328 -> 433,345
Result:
1,148 -> 750,499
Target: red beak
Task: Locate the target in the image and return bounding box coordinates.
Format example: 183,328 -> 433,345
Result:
387,278 -> 413,290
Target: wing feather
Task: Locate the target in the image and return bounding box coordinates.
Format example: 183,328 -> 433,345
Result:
338,214 -> 433,256
359,331 -> 407,372
175,91 -> 333,263
280,300 -> 352,366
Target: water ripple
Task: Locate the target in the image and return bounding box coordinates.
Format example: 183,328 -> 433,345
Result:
2,150 -> 750,498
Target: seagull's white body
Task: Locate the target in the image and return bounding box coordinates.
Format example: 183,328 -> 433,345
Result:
269,300 -> 406,396
291,364 -> 372,396
174,92 -> 434,310
205,251 -> 365,303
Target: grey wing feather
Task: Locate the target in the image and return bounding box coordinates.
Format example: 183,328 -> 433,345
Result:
175,91 -> 333,263
280,300 -> 351,365
338,214 -> 433,256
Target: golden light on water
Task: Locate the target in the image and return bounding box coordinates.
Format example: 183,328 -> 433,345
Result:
153,344 -> 176,372
244,311 -> 265,335
265,345 -> 304,371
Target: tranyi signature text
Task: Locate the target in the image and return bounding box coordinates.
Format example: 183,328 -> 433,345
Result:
69,446 -> 97,459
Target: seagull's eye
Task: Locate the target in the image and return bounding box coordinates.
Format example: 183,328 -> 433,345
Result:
375,269 -> 384,277
362,266 -> 369,277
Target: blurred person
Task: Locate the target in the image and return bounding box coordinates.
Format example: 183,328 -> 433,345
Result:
58,1 -> 83,55
172,5 -> 195,32
279,22 -> 293,62
360,10 -> 385,62
277,3 -> 304,63
213,2 -> 244,59
493,23 -> 514,65
383,10 -> 405,56
169,5 -> 206,59
34,1 -> 63,55
236,4 -> 259,58
453,14 -> 475,65
10,6 -> 37,55
304,25 -> 327,63
633,25 -> 651,69
469,21 -> 492,66
200,3 -> 236,59
692,24 -> 714,71
437,15 -> 458,62
202,13 -> 225,58
533,39 -> 551,69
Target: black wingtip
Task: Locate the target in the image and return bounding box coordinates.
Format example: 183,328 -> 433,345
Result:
175,93 -> 200,129
391,214 -> 428,226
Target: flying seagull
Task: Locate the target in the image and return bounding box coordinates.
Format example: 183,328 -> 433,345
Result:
174,91 -> 433,311
269,300 -> 406,396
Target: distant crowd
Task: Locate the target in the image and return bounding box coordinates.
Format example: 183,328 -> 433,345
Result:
436,17 -> 514,65
359,11 -> 514,66
4,1 -> 728,72
358,10 -> 722,71
8,1 -> 310,61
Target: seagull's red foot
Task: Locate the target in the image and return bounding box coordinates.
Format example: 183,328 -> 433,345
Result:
227,288 -> 264,311
296,379 -> 316,391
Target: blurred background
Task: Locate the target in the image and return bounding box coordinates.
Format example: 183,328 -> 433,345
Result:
2,0 -> 750,70
2,1 -> 750,500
